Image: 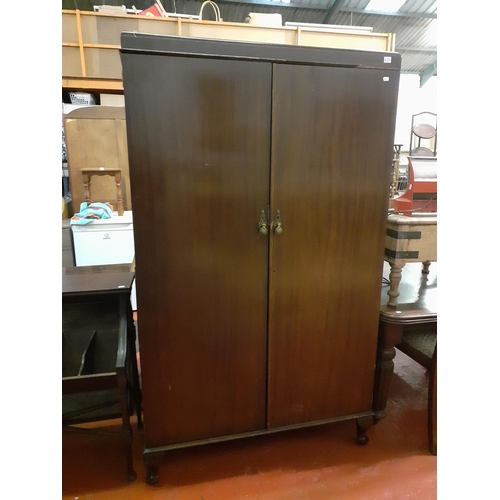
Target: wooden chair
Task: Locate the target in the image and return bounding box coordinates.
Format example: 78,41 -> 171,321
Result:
398,326 -> 437,455
81,167 -> 124,216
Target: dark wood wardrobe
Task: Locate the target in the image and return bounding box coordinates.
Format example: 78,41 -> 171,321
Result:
120,32 -> 401,484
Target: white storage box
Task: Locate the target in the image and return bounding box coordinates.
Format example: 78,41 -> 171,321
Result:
246,13 -> 282,27
71,211 -> 137,309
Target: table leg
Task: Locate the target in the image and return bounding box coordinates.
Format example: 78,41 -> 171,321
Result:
115,172 -> 124,216
387,262 -> 405,308
82,173 -> 91,205
373,321 -> 404,422
126,300 -> 142,429
428,346 -> 437,456
117,365 -> 136,482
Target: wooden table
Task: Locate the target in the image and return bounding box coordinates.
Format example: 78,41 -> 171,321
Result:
384,213 -> 437,307
62,264 -> 142,481
373,261 -> 437,421
63,264 -> 134,296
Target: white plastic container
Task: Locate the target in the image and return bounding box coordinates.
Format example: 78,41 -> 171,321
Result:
246,13 -> 282,27
71,210 -> 137,310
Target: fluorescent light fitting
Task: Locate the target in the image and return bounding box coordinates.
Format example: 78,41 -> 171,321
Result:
365,0 -> 406,12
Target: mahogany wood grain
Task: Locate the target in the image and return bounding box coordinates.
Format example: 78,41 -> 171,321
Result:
120,37 -> 402,476
267,63 -> 399,428
122,54 -> 272,447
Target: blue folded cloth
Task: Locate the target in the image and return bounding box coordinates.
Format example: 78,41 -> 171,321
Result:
70,202 -> 114,225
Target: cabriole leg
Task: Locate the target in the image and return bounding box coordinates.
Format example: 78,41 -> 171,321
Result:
145,452 -> 163,485
356,416 -> 374,445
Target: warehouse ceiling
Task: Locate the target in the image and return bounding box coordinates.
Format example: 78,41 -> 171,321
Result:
63,0 -> 437,85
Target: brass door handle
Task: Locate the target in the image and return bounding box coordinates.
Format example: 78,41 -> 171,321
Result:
258,210 -> 268,236
274,210 -> 283,235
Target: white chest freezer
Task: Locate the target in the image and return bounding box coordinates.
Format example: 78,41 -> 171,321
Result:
71,210 -> 137,310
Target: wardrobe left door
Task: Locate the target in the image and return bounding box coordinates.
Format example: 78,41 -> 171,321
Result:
122,53 -> 272,447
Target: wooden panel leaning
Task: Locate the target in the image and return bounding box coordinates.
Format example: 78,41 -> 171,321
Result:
63,106 -> 131,216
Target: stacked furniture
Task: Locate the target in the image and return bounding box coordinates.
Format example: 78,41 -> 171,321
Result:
62,8 -> 396,93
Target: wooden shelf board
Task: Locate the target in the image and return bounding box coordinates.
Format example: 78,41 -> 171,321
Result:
62,77 -> 123,93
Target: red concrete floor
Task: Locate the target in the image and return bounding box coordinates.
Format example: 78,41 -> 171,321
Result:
62,348 -> 437,499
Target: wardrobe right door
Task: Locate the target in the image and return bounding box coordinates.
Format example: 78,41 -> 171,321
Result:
267,62 -> 400,429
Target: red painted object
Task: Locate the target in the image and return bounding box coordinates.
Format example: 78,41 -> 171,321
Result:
393,156 -> 437,216
139,5 -> 161,16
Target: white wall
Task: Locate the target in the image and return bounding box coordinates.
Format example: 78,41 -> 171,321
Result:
394,74 -> 437,152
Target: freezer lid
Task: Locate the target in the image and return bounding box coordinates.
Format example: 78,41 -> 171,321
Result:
71,211 -> 133,231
